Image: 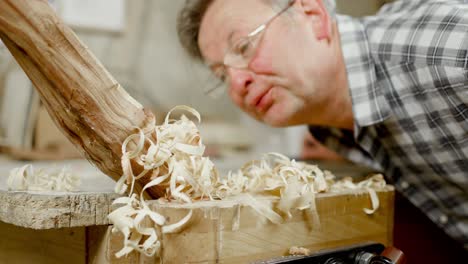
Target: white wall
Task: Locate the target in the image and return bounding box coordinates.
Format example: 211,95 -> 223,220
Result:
62,0 -> 240,121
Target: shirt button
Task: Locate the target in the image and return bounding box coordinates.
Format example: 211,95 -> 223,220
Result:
439,215 -> 448,225
400,181 -> 409,189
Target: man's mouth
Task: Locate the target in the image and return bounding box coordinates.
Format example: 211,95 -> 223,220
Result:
254,88 -> 274,112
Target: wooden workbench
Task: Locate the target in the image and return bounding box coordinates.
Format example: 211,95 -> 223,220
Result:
0,159 -> 394,264
0,159 -> 117,264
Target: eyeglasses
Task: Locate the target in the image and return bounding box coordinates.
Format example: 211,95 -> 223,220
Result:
204,0 -> 295,98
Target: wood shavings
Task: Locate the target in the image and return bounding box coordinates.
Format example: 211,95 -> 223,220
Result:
109,105 -> 216,257
331,174 -> 386,214
108,105 -> 388,258
7,164 -> 81,192
108,193 -> 164,257
289,246 -> 311,256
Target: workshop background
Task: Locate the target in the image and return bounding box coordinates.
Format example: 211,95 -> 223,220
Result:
0,0 -> 394,165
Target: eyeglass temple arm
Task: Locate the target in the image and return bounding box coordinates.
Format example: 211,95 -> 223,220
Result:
248,0 -> 296,37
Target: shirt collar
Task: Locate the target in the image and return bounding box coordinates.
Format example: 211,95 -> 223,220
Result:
336,15 -> 391,138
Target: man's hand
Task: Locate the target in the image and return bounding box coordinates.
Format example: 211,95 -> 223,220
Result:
300,132 -> 343,161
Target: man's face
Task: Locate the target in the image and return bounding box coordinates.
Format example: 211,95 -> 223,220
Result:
198,0 -> 340,127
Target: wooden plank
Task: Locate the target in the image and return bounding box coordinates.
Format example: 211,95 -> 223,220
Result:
101,188 -> 394,263
0,221 -> 86,264
0,190 -> 118,229
0,159 -> 119,229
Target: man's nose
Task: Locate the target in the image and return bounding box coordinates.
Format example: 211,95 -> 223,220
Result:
227,67 -> 253,96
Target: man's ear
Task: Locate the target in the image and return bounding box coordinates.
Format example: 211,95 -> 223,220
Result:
298,0 -> 331,41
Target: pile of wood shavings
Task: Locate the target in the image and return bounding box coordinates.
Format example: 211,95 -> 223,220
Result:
108,105 -> 387,258
7,164 -> 81,192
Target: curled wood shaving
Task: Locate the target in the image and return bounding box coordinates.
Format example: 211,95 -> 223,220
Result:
108,194 -> 165,257
289,246 -> 311,256
108,105 -> 388,258
330,174 -> 386,214
7,164 -> 81,192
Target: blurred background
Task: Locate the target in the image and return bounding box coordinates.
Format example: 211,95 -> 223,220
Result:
0,0 -> 394,168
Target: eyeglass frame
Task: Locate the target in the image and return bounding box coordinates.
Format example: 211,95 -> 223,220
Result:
204,0 -> 296,97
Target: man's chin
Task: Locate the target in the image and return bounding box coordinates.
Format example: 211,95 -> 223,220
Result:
263,110 -> 308,127
262,112 -> 294,127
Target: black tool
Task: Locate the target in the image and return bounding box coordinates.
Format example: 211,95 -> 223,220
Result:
253,242 -> 405,264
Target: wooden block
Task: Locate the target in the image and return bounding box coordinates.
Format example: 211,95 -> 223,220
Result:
101,188 -> 394,263
87,226 -> 158,264
0,221 -> 86,264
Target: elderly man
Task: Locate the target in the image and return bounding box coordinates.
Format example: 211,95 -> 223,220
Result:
177,0 -> 468,261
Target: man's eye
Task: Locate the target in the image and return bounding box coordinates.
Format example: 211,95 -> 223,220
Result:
219,73 -> 227,82
236,39 -> 251,56
214,69 -> 227,82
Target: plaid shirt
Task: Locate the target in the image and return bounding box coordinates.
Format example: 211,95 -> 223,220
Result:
310,0 -> 468,249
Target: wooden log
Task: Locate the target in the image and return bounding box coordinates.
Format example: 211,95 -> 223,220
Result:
0,0 -> 161,197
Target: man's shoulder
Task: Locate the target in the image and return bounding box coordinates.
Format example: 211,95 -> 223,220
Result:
363,0 -> 468,68
375,0 -> 466,16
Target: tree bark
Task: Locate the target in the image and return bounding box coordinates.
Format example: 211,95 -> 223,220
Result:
0,0 -> 161,197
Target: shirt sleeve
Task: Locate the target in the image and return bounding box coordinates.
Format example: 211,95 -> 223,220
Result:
308,125 -> 384,171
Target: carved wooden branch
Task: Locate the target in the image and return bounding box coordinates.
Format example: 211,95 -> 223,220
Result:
0,0 -> 162,197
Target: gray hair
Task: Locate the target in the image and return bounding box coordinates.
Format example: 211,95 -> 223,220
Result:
177,0 -> 336,61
